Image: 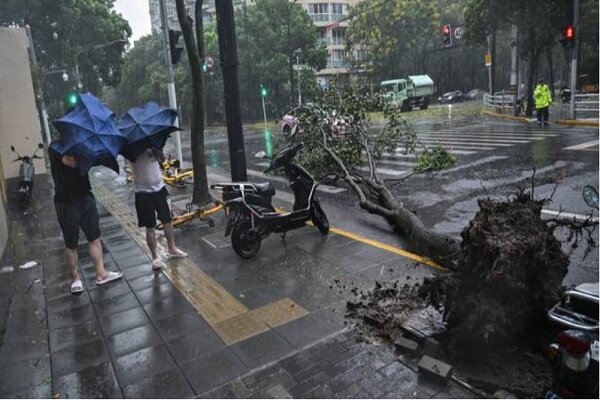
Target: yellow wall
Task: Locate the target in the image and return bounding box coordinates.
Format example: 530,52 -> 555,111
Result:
0,27 -> 46,179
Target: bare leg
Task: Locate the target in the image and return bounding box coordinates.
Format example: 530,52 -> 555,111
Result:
146,228 -> 158,259
65,247 -> 80,282
163,222 -> 178,254
89,238 -> 107,281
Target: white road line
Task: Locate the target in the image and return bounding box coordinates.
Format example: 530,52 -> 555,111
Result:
376,159 -> 418,168
420,133 -> 548,140
395,148 -> 477,155
358,166 -> 407,176
432,131 -> 558,136
413,142 -> 496,150
418,137 -> 530,144
563,140 -> 599,150
541,209 -> 599,223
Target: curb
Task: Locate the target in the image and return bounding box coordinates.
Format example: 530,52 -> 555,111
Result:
555,119 -> 599,127
483,110 -> 534,123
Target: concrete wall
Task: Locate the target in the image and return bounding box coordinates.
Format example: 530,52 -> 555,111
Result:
0,27 -> 46,179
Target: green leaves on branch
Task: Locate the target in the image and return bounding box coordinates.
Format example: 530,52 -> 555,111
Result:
415,145 -> 456,172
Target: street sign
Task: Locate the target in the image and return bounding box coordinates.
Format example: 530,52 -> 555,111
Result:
485,53 -> 492,67
454,26 -> 464,40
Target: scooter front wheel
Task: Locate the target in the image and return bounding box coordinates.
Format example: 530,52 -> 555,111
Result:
312,200 -> 329,235
231,221 -> 262,259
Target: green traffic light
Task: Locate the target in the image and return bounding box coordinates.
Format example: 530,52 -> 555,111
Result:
202,63 -> 208,72
260,87 -> 267,97
66,92 -> 78,107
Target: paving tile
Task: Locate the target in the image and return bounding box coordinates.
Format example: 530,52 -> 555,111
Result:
51,339 -> 108,378
116,254 -> 152,269
113,344 -> 176,387
274,311 -> 343,349
128,273 -> 172,292
143,295 -> 195,322
46,302 -> 96,331
120,263 -> 155,280
135,282 -> 180,305
48,320 -> 101,352
0,335 -> 49,366
2,382 -> 52,399
154,309 -> 214,342
53,361 -> 122,399
87,280 -> 131,303
0,355 -> 51,395
98,306 -> 151,336
182,348 -> 248,394
230,330 -> 296,370
122,367 -> 195,399
106,324 -> 162,358
46,291 -> 92,314
94,292 -> 141,317
166,329 -> 225,364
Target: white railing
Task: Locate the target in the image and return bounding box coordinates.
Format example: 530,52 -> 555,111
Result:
483,92 -> 515,114
575,93 -> 599,120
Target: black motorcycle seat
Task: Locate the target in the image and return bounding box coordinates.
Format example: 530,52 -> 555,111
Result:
253,182 -> 276,197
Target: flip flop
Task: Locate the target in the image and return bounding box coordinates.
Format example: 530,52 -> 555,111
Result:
151,258 -> 164,271
70,279 -> 83,294
95,271 -> 123,286
166,249 -> 188,259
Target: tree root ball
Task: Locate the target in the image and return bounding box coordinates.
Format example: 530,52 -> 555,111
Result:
443,193 -> 568,355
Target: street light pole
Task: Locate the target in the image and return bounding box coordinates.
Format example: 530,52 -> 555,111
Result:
25,25 -> 51,145
296,53 -> 302,107
159,0 -> 183,163
568,0 -> 580,120
510,25 -> 518,115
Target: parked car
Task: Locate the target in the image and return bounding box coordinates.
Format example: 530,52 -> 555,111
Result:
281,104 -> 347,142
465,89 -> 484,100
438,91 -> 464,104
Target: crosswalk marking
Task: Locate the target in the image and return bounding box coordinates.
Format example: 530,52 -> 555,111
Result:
358,166 -> 407,176
563,140 -> 599,151
395,147 -> 477,155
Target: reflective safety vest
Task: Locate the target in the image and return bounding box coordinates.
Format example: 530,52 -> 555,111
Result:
534,84 -> 552,108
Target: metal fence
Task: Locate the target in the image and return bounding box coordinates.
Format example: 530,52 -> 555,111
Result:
483,92 -> 515,114
575,93 -> 599,120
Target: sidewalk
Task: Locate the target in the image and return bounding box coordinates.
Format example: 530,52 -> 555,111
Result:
0,171 -> 476,398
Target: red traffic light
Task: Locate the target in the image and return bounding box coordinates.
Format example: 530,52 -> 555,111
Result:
442,24 -> 451,36
563,25 -> 575,40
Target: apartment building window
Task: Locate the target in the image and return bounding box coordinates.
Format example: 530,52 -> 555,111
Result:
331,3 -> 345,15
331,28 -> 345,45
318,28 -> 329,45
308,3 -> 330,22
357,49 -> 369,60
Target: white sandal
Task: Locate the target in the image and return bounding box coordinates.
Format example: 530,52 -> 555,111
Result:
95,271 -> 123,286
70,279 -> 83,294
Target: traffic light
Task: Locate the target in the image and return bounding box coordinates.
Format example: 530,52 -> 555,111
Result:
260,85 -> 268,97
65,91 -> 78,108
560,25 -> 575,49
442,24 -> 452,48
168,29 -> 184,65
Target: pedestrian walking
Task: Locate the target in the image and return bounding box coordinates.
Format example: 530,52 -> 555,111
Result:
534,78 -> 552,127
131,148 -> 187,270
49,142 -> 123,294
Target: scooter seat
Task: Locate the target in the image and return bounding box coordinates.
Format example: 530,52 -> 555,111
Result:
253,182 -> 276,197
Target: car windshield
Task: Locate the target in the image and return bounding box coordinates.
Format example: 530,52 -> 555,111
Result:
380,84 -> 396,94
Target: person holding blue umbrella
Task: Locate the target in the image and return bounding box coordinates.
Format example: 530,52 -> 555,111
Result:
118,102 -> 187,270
51,93 -> 125,293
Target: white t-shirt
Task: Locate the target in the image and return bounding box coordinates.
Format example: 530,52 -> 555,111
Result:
132,150 -> 164,193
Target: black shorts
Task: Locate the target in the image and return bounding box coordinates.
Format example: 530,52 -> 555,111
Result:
54,194 -> 101,249
135,186 -> 172,228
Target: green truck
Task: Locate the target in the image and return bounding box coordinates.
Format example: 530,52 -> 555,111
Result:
380,75 -> 434,111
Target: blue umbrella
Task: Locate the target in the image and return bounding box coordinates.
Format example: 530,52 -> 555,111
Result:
117,102 -> 179,162
52,93 -> 125,175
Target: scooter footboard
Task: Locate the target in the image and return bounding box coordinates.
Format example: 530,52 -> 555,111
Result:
262,210 -> 310,233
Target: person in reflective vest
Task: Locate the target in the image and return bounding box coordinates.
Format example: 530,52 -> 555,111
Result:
534,77 -> 552,127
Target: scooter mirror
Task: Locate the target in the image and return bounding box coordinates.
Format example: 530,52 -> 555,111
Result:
254,151 -> 266,159
583,185 -> 599,210
10,146 -> 15,152
38,143 -> 44,149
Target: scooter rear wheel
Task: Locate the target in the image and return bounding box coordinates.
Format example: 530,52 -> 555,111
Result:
231,221 -> 262,259
312,200 -> 329,235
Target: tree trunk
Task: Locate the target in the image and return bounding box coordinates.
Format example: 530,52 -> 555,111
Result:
525,28 -> 538,117
175,0 -> 211,205
490,25 -> 497,94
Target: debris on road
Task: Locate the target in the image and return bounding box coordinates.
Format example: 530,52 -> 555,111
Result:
18,261 -> 38,270
0,265 -> 14,274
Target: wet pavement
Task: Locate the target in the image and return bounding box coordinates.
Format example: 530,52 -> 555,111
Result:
0,108 -> 596,398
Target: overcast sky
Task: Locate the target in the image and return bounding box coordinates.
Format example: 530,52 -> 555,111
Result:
114,0 -> 152,43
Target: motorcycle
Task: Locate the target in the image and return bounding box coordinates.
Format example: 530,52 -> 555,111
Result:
546,185 -> 599,399
211,140 -> 329,259
11,143 -> 44,210
560,87 -> 571,104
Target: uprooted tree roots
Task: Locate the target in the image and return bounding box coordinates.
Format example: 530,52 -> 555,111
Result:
440,192 -> 569,355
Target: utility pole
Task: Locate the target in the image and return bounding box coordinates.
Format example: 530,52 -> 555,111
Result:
159,0 -> 183,163
296,53 -> 302,107
25,25 -> 51,145
215,0 -> 247,181
486,34 -> 493,94
568,0 -> 580,120
510,25 -> 519,115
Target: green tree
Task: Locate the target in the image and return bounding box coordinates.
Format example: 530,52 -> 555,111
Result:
0,0 -> 131,120
236,0 -> 327,119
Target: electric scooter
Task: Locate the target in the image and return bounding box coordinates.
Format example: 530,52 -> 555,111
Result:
11,143 -> 44,210
211,142 -> 329,259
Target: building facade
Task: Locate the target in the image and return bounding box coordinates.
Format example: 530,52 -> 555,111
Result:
297,0 -> 362,85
